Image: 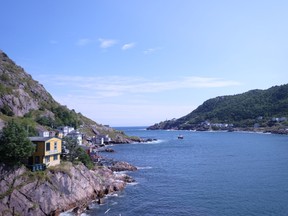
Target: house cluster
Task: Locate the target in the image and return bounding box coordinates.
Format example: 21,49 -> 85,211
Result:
256,116 -> 288,122
28,126 -> 77,170
89,135 -> 111,145
200,121 -> 234,129
271,117 -> 287,122
27,126 -> 111,170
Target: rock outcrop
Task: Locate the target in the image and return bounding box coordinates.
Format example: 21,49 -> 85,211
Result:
0,162 -> 133,216
109,161 -> 137,172
0,50 -> 54,117
0,50 -> 140,143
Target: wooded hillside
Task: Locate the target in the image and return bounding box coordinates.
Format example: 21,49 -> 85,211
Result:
148,84 -> 288,131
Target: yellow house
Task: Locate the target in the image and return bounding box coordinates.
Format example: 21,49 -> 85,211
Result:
29,137 -> 62,167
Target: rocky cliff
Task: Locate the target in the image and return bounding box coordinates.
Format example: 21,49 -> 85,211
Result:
0,50 -> 54,118
0,50 -> 138,142
0,162 -> 134,216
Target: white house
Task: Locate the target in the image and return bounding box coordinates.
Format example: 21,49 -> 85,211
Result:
57,126 -> 75,136
66,130 -> 83,145
92,135 -> 111,145
38,130 -> 49,137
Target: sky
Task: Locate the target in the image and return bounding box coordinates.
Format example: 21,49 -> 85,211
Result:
1,1 -> 288,126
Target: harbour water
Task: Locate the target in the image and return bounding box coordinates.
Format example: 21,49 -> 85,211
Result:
86,127 -> 288,216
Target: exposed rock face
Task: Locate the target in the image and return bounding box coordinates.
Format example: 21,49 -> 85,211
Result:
0,50 -> 54,118
0,50 -> 141,143
0,89 -> 40,117
0,163 -> 133,216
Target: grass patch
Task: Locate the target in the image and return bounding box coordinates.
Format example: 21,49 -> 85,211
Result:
48,162 -> 73,178
0,185 -> 14,200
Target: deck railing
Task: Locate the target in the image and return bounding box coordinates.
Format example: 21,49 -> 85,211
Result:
27,164 -> 47,172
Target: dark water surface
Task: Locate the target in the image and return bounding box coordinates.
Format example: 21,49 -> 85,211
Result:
86,127 -> 288,216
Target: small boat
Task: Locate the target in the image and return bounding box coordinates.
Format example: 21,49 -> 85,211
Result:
178,135 -> 184,139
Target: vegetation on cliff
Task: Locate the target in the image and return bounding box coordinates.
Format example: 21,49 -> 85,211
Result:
0,120 -> 35,165
0,50 -> 134,141
62,136 -> 94,169
148,84 -> 288,131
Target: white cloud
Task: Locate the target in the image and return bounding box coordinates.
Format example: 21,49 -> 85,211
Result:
122,42 -> 135,50
98,38 -> 117,48
35,75 -> 242,126
144,47 -> 162,54
181,77 -> 241,88
54,95 -> 194,126
38,75 -> 241,99
76,38 -> 93,46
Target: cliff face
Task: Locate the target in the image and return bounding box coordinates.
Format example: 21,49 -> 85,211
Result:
0,50 -> 54,117
0,50 -> 138,142
0,162 -> 130,216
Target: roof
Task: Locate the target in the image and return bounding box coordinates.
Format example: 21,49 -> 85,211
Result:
29,137 -> 61,142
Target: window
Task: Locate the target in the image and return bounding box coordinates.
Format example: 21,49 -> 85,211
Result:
35,156 -> 40,164
45,156 -> 50,163
34,144 -> 38,152
54,142 -> 57,150
46,142 -> 50,151
53,155 -> 58,161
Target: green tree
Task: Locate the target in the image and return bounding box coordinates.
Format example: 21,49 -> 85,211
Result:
62,136 -> 78,162
76,147 -> 94,169
0,120 -> 35,165
62,137 -> 93,169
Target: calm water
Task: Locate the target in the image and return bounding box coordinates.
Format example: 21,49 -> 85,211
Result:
86,127 -> 288,216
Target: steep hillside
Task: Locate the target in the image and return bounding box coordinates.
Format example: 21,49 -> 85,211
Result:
148,84 -> 288,131
0,51 -> 54,117
0,50 -> 136,142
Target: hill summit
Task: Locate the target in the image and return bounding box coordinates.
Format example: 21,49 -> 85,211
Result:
0,50 -> 135,142
148,84 -> 288,133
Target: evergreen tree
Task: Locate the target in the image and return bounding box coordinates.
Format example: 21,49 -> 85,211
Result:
76,147 -> 94,169
62,136 -> 78,162
62,137 -> 93,169
0,120 -> 35,165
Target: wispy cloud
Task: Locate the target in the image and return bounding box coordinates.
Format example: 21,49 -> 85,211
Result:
182,77 -> 241,88
144,47 -> 162,54
38,75 -> 241,99
98,38 -> 117,48
122,42 -> 135,50
76,38 -> 93,46
54,95 -> 194,126
35,75 -> 242,126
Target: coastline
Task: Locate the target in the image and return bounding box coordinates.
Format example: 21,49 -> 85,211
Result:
0,156 -> 137,216
149,127 -> 288,135
227,127 -> 288,135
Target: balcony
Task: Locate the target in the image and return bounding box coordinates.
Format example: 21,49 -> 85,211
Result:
45,149 -> 59,155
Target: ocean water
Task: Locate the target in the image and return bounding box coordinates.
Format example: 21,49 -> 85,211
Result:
86,127 -> 288,216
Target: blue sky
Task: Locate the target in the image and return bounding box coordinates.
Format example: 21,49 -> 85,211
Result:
1,1 -> 288,126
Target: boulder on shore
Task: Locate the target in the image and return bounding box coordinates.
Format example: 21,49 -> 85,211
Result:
109,161 -> 137,172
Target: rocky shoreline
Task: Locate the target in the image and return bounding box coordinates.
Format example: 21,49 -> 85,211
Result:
0,133 -> 157,216
149,127 -> 288,135
0,157 -> 137,216
224,127 -> 288,135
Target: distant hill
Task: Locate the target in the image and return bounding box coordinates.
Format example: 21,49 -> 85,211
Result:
0,50 -> 135,142
148,84 -> 288,132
